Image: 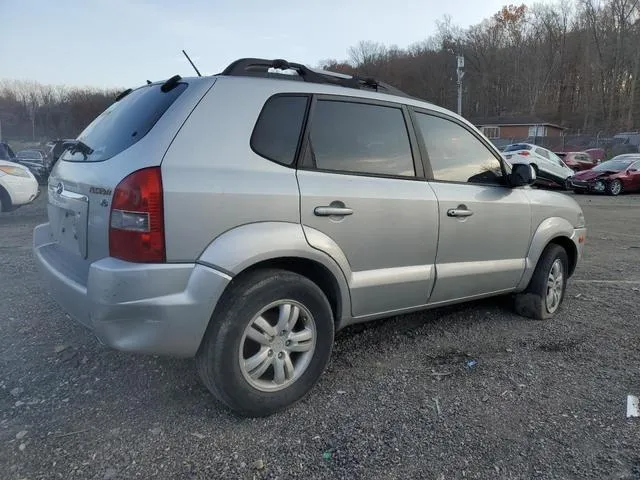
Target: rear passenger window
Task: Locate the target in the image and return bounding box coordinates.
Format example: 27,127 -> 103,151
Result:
306,100 -> 415,177
251,95 -> 309,166
414,113 -> 503,185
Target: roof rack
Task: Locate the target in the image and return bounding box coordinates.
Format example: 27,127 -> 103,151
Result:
218,58 -> 411,98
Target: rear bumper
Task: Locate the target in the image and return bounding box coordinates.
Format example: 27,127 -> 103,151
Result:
33,222 -> 230,357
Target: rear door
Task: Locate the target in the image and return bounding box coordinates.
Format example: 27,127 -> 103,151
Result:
411,109 -> 531,304
297,96 -> 439,318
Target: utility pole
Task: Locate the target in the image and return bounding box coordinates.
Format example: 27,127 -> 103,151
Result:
456,55 -> 465,116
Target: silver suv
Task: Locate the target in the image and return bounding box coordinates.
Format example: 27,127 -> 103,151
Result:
33,58 -> 587,417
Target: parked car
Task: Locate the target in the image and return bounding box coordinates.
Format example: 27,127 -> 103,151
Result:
16,149 -> 50,184
502,143 -> 575,189
0,142 -> 17,161
559,151 -> 598,172
584,148 -> 605,163
0,159 -> 39,212
33,58 -> 587,417
46,139 -> 76,168
570,154 -> 640,195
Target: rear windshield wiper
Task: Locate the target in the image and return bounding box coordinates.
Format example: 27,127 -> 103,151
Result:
67,140 -> 94,158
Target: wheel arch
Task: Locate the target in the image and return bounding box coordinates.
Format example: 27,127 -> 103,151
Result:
516,217 -> 578,290
197,222 -> 352,329
0,183 -> 13,212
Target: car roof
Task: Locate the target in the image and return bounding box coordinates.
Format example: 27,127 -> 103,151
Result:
610,154 -> 640,160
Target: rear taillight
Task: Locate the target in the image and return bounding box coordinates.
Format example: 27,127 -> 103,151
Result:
109,167 -> 165,263
519,151 -> 530,156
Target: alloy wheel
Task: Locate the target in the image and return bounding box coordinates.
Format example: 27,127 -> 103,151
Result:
545,259 -> 564,314
239,300 -> 317,392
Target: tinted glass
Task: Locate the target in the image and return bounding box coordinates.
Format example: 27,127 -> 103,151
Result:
251,95 -> 308,166
62,83 -> 187,162
308,101 -> 414,177
414,113 -> 503,184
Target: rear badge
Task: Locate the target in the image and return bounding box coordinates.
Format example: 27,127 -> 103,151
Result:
90,186 -> 112,196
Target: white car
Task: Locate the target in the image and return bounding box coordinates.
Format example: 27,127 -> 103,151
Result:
0,160 -> 39,212
502,143 -> 574,189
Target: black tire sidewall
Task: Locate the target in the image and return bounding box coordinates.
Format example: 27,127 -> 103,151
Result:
199,271 -> 334,416
529,244 -> 569,318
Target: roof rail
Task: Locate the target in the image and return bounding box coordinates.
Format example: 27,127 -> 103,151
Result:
218,58 -> 411,98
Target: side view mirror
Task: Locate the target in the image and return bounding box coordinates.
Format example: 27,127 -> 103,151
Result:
509,163 -> 536,187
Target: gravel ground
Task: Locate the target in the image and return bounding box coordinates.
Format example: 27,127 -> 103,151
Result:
1,193 -> 640,480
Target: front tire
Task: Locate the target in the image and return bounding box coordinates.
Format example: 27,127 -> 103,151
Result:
196,269 -> 335,417
514,244 -> 569,320
606,179 -> 623,196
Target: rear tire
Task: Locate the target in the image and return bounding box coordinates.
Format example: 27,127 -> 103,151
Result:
514,244 -> 569,320
196,269 -> 334,417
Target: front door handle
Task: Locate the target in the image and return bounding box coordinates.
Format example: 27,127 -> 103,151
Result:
447,208 -> 473,218
314,206 -> 354,217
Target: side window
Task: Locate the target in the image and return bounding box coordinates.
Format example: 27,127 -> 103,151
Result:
251,95 -> 309,166
536,148 -> 550,160
413,112 -> 503,185
306,100 -> 415,177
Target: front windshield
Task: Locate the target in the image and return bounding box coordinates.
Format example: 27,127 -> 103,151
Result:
593,158 -> 635,171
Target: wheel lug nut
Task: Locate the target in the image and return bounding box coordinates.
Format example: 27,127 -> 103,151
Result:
285,340 -> 291,346
277,352 -> 284,359
268,350 -> 273,356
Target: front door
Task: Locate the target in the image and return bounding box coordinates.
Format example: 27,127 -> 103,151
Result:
623,160 -> 640,191
411,110 -> 532,304
297,97 -> 439,318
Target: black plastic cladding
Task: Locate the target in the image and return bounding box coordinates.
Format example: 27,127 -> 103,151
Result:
219,57 -> 412,98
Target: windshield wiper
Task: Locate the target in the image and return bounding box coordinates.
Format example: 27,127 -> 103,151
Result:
67,140 -> 94,159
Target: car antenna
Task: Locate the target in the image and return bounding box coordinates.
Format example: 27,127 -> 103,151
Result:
182,49 -> 202,77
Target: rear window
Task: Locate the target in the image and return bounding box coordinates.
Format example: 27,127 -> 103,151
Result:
62,83 -> 188,162
504,144 -> 532,152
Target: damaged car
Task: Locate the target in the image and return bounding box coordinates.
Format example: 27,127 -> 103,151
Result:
570,154 -> 640,196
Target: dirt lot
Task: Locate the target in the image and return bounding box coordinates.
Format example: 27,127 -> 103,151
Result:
1,193 -> 639,480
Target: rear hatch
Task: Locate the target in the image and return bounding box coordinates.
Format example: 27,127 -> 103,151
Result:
45,76 -> 215,278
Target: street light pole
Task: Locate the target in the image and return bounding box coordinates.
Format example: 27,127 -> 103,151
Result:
456,55 -> 465,116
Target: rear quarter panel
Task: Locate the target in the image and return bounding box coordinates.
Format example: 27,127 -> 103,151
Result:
161,78 -> 301,262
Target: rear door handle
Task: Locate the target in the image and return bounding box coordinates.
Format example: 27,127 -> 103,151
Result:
314,206 -> 354,217
447,208 -> 473,218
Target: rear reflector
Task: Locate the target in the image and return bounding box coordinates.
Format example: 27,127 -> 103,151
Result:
109,167 -> 165,263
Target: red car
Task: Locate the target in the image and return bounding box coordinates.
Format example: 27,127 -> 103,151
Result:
561,151 -> 597,171
570,154 -> 640,195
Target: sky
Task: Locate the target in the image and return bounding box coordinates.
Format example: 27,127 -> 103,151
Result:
2,0 -> 523,89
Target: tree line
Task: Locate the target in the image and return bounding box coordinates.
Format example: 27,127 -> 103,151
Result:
320,0 -> 640,133
0,80 -> 117,142
1,0 -> 638,143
